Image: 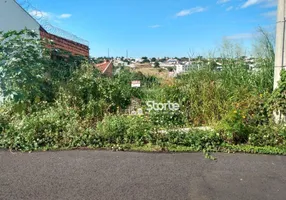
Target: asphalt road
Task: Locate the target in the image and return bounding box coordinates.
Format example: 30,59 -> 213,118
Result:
1,150 -> 286,200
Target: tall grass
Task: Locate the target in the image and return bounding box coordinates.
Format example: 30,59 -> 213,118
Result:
151,28 -> 275,126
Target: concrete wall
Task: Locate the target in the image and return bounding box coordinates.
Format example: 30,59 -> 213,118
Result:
0,0 -> 40,33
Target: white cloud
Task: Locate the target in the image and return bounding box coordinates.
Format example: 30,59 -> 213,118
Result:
58,14 -> 72,19
53,20 -> 62,24
176,7 -> 207,17
29,10 -> 72,24
241,0 -> 261,8
226,33 -> 254,40
241,0 -> 277,9
262,0 -> 277,8
262,10 -> 277,18
29,10 -> 50,19
149,25 -> 161,28
226,6 -> 234,11
217,0 -> 230,4
29,10 -> 72,21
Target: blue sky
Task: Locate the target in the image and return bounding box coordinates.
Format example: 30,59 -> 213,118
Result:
24,0 -> 277,58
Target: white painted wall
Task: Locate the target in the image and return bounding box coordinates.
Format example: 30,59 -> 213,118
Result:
176,64 -> 184,74
0,0 -> 40,33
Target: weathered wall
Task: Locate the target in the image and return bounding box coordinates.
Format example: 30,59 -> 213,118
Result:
0,0 -> 40,34
40,29 -> 89,57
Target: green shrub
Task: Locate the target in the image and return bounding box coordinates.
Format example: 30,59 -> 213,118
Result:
60,66 -> 145,119
125,116 -> 153,145
216,109 -> 252,144
215,93 -> 272,145
96,115 -> 153,145
149,110 -> 187,128
269,70 -> 286,118
0,105 -> 11,135
249,125 -> 286,147
154,130 -> 223,151
96,115 -> 128,144
244,94 -> 270,126
0,103 -> 97,151
96,115 -> 222,150
0,28 -> 283,154
0,30 -> 52,103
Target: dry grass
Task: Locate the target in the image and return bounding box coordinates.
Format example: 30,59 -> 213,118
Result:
134,67 -> 174,85
134,63 -> 152,69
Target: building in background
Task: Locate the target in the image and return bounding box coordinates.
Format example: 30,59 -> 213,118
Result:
95,60 -> 113,77
0,0 -> 89,57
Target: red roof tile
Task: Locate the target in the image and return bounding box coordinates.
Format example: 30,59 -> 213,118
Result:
95,61 -> 112,73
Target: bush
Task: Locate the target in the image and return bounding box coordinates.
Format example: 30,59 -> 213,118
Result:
154,61 -> 160,68
153,130 -> 223,151
215,94 -> 270,144
0,29 -> 52,103
0,104 -> 12,135
96,114 -> 222,150
125,116 -> 153,145
96,115 -> 128,144
96,115 -> 153,145
0,103 -> 97,151
1,28 -> 284,154
216,109 -> 252,144
269,70 -> 286,118
249,125 -> 286,147
149,110 -> 187,128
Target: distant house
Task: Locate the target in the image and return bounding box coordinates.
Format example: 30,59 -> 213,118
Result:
167,59 -> 178,65
114,60 -> 129,67
0,0 -> 89,57
135,58 -> 144,63
95,60 -> 113,77
175,64 -> 185,74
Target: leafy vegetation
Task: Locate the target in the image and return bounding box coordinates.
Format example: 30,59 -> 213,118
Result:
0,29 -> 286,155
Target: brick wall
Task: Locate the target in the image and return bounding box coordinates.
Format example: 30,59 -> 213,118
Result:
40,29 -> 89,57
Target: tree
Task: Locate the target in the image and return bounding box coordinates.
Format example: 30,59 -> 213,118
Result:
123,59 -> 130,65
159,57 -> 167,62
0,29 -> 51,102
141,57 -> 150,63
151,57 -> 157,62
154,61 -> 160,68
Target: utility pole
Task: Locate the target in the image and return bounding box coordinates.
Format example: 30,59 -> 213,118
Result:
274,0 -> 286,89
274,0 -> 286,122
